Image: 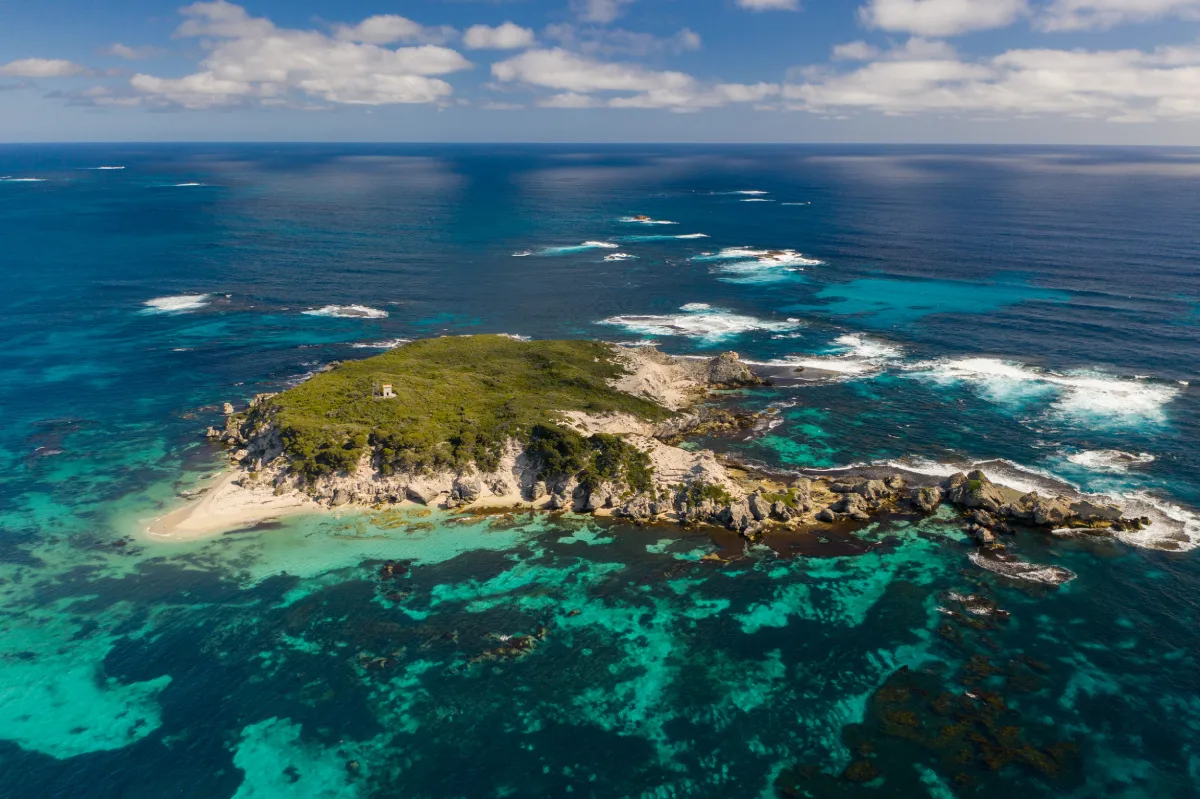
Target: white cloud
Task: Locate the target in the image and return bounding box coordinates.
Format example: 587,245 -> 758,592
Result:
786,38 -> 1200,122
832,41 -> 880,61
492,48 -> 778,112
1039,0 -> 1200,31
737,0 -> 800,10
0,58 -> 87,77
104,43 -> 164,60
859,0 -> 1028,37
333,14 -> 455,46
545,23 -> 701,57
463,23 -> 536,50
573,0 -> 636,24
130,1 -> 470,108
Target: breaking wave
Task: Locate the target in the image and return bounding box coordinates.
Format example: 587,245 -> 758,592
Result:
142,294 -> 211,314
754,333 -> 904,380
351,338 -> 411,349
1066,450 -> 1156,473
0,177 -> 46,183
515,241 -> 620,256
622,233 -> 709,242
619,217 -> 677,225
905,357 -> 1180,427
303,305 -> 388,319
599,303 -> 800,343
604,253 -> 638,261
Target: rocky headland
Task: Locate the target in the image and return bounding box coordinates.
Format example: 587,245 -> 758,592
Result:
153,335 -> 1153,580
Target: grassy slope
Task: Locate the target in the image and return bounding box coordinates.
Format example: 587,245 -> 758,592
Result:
255,335 -> 671,478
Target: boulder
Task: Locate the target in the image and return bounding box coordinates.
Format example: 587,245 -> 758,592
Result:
790,478 -> 813,510
885,474 -> 907,492
205,426 -> 222,439
832,479 -> 892,502
816,507 -> 839,523
911,486 -> 943,514
770,501 -> 795,522
222,402 -> 235,415
945,470 -> 1005,513
706,352 -> 766,387
547,493 -> 568,511
748,494 -> 771,522
584,484 -> 615,512
835,493 -> 870,517
451,476 -> 483,503
405,479 -> 448,506
1030,496 -> 1075,527
231,449 -> 249,462
330,488 -> 350,507
529,481 -> 548,501
719,501 -> 754,532
617,495 -> 655,521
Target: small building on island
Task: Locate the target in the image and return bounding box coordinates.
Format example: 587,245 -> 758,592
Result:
380,383 -> 395,399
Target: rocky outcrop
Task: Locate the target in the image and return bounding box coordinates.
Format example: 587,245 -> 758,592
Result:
945,471 -> 1006,514
911,486 -> 944,514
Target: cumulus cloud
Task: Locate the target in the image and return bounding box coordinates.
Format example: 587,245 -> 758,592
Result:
492,48 -> 777,112
104,43 -> 164,60
859,0 -> 1028,37
786,38 -> 1200,122
1038,0 -> 1200,30
832,41 -> 880,61
333,14 -> 455,45
737,0 -> 800,9
545,23 -> 701,57
573,0 -> 636,24
463,23 -> 536,50
129,1 -> 470,108
0,58 -> 87,78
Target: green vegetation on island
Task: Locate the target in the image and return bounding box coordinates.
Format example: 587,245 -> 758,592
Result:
238,335 -> 671,479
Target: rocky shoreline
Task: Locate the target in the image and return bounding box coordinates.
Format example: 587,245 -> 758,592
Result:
180,340 -> 1156,579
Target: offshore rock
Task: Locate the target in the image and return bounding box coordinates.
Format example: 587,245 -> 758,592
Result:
945,470 -> 1005,513
704,351 -> 769,387
222,402 -> 235,415
912,486 -> 944,514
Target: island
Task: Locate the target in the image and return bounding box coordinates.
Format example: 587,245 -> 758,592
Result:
151,335 -> 1157,581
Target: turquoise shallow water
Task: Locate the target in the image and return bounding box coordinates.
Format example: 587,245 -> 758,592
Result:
3,144 -> 1200,797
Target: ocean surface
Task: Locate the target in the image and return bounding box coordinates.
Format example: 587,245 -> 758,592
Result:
2,144 -> 1199,798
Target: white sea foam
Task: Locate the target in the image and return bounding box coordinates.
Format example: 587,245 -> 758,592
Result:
142,294 -> 211,313
622,233 -> 709,243
968,551 -> 1077,585
303,305 -> 388,319
757,333 -> 903,379
520,241 -> 620,256
781,202 -> 813,206
906,357 -> 1180,426
734,190 -> 768,195
1066,450 -> 1155,473
619,216 -> 677,225
876,455 -> 1199,552
697,247 -> 822,266
604,253 -> 638,261
599,304 -> 800,343
173,182 -> 203,187
741,198 -> 773,202
499,333 -> 532,341
351,338 -> 411,349
0,177 -> 47,183
89,166 -> 125,170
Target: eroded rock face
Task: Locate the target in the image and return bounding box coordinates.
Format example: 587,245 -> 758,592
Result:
770,501 -> 795,522
912,486 -> 944,514
748,494 -> 771,522
945,470 -> 1006,513
704,351 -> 768,387
719,500 -> 754,532
791,478 -> 813,511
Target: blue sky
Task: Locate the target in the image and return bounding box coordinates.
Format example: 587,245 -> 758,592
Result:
3,0 -> 1200,143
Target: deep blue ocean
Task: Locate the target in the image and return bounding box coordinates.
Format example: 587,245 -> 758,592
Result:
2,144 -> 1199,798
